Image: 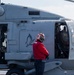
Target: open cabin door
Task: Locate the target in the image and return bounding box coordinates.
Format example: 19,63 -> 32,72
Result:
67,20 -> 74,60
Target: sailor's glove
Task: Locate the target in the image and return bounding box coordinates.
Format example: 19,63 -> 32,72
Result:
46,55 -> 49,60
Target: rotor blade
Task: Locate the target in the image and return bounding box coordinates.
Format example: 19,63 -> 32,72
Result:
65,0 -> 74,2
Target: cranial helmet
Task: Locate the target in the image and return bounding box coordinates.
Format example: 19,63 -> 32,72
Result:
37,33 -> 45,42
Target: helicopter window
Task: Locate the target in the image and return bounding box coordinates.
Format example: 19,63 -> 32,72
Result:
55,22 -> 69,58
29,11 -> 40,15
0,24 -> 7,64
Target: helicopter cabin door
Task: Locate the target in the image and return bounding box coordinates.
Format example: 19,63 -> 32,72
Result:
66,21 -> 74,60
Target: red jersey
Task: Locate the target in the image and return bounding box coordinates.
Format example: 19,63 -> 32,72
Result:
33,40 -> 49,60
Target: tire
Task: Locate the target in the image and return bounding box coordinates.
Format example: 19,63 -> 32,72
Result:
6,69 -> 24,75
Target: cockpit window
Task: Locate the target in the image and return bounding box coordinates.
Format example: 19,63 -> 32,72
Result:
55,22 -> 69,58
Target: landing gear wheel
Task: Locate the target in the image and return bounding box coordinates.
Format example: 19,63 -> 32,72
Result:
6,69 -> 24,75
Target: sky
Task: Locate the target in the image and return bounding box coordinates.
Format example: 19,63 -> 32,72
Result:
1,0 -> 74,19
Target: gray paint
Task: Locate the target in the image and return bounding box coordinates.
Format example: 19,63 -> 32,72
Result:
0,3 -> 74,75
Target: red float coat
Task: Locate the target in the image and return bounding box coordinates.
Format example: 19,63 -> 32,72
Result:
33,40 -> 49,60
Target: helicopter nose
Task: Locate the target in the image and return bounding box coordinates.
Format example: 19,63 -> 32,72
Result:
0,6 -> 4,16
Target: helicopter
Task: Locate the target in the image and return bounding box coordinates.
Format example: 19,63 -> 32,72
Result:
0,1 -> 74,75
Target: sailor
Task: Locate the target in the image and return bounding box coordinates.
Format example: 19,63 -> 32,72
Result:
33,33 -> 49,75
